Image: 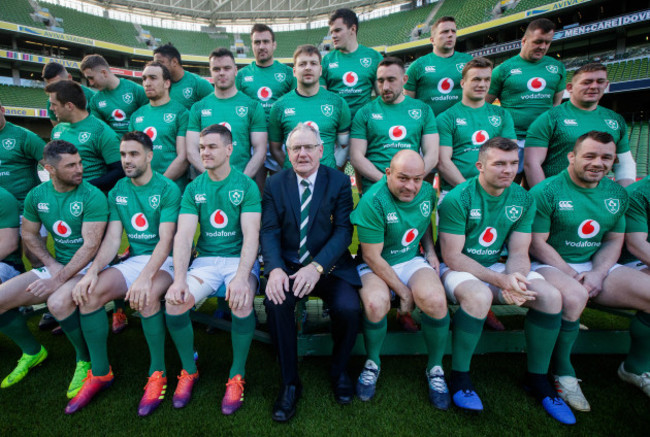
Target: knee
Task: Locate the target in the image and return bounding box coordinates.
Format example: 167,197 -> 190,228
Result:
562,285 -> 589,312
47,293 -> 75,318
362,293 -> 390,321
415,287 -> 448,315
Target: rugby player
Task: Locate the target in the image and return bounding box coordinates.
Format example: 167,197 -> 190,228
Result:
404,16 -> 473,116
0,140 -> 107,399
153,43 -> 213,110
42,62 -> 96,127
186,48 -> 266,178
164,124 -> 261,415
529,131 -> 650,410
350,57 -> 438,194
269,44 -> 351,169
64,131 -> 180,415
129,61 -> 190,190
351,150 -> 450,409
438,137 -> 575,424
81,54 -> 148,135
487,18 -> 565,175
0,186 -> 21,284
525,63 -> 635,187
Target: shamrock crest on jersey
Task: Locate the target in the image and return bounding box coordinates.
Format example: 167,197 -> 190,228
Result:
229,190 -> 244,206
360,58 -> 372,68
122,93 -> 134,104
488,115 -> 501,127
183,87 -> 193,99
604,198 -> 620,214
78,132 -> 91,143
163,113 -> 176,123
605,119 -> 619,130
408,109 -> 422,120
420,201 -> 431,217
505,205 -> 523,222
210,209 -> 228,228
527,77 -> 546,92
479,227 -> 497,247
70,201 -> 83,217
274,73 -> 286,82
235,106 -> 248,117
401,228 -> 418,247
321,105 -> 334,117
131,213 -> 149,231
577,219 -> 600,239
53,220 -> 72,237
149,195 -> 160,209
2,139 -> 15,150
437,78 -> 454,94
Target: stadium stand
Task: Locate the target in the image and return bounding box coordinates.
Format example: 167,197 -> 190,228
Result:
431,0 -> 499,29
356,3 -> 436,46
501,0 -> 558,17
151,26 -> 232,56
0,84 -> 48,108
2,0 -> 46,29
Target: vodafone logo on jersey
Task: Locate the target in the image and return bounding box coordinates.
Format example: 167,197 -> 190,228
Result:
472,130 -> 489,146
389,125 -> 407,141
112,109 -> 126,121
437,77 -> 454,94
219,122 -> 232,131
577,219 -> 600,239
131,213 -> 149,231
53,220 -> 72,238
210,210 -> 228,229
144,127 -> 157,141
527,77 -> 546,92
478,227 -> 497,247
342,71 -> 358,87
257,86 -> 272,101
401,228 -> 419,247
304,121 -> 320,132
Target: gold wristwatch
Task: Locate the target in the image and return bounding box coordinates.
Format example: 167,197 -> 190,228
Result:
311,261 -> 324,274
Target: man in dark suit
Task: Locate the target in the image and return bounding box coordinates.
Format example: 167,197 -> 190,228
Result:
262,122 -> 361,422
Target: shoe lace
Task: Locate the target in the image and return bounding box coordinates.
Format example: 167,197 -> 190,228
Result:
143,373 -> 166,399
225,377 -> 245,400
73,363 -> 90,381
177,371 -> 197,389
359,367 -> 378,385
428,374 -> 447,393
551,397 -> 565,406
461,390 -> 475,397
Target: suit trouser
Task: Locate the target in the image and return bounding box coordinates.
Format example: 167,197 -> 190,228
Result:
264,274 -> 361,385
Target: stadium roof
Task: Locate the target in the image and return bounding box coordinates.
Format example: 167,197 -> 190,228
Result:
86,0 -> 407,23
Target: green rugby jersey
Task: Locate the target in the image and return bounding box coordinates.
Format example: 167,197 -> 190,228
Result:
525,101 -> 629,178
530,170 -> 628,264
437,102 -> 516,191
404,51 -> 473,116
48,84 -> 95,122
187,92 -> 267,173
351,96 -> 438,192
88,78 -> 147,135
489,55 -> 566,139
321,45 -> 383,117
108,172 -> 181,257
51,114 -> 121,180
0,186 -> 22,268
236,61 -> 296,118
23,180 -> 108,264
619,177 -> 650,264
439,176 -> 535,267
351,175 -> 436,266
180,169 -> 261,258
169,70 -> 213,110
129,100 -> 190,190
0,121 -> 46,209
268,88 -> 351,168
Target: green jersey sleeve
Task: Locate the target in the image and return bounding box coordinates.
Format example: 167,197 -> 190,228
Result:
554,64 -> 567,93
107,186 -> 120,222
488,64 -> 504,97
22,189 -> 39,223
525,110 -> 553,148
180,183 -> 198,215
625,188 -> 649,234
338,96 -> 352,133
268,103 -> 283,143
423,106 -> 438,135
187,105 -> 201,132
501,110 -> 516,140
98,126 -> 121,165
436,109 -> 454,147
177,108 -> 190,137
512,197 -> 535,233
241,179 -> 262,213
160,183 -> 182,223
617,118 -> 630,154
135,85 -> 148,107
197,77 -> 214,101
25,130 -> 46,161
350,107 -> 369,140
83,188 -> 109,222
530,185 -> 553,233
438,192 -> 469,235
404,60 -> 419,92
0,189 -> 19,229
352,199 -> 386,244
250,102 -> 267,133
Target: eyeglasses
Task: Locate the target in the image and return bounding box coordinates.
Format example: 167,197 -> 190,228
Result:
287,144 -> 320,153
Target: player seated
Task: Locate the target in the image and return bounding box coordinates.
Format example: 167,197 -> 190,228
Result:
164,124 -> 261,415
0,187 -> 22,285
438,137 -> 575,424
351,150 -> 450,409
0,140 -> 107,398
65,131 -> 180,415
529,131 -> 650,411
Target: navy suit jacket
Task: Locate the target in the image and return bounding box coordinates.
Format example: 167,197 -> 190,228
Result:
261,165 -> 361,287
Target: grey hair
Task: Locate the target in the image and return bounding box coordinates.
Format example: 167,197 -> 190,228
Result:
286,122 -> 323,148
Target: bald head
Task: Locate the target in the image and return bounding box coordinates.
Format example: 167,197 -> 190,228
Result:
386,150 -> 425,202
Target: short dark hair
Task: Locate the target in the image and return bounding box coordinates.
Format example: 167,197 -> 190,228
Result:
479,137 -> 518,161
293,44 -> 321,63
209,47 -> 235,62
42,62 -> 67,80
329,8 -> 358,33
144,61 -> 171,83
251,23 -> 275,41
44,80 -> 86,110
200,124 -> 232,145
43,140 -> 78,165
524,18 -> 556,36
432,16 -> 456,31
122,131 -> 153,152
80,54 -> 110,71
378,57 -> 404,72
461,57 -> 493,78
153,43 -> 182,63
573,62 -> 608,80
574,131 -> 615,153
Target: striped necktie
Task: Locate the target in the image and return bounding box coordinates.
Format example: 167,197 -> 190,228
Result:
299,179 -> 312,264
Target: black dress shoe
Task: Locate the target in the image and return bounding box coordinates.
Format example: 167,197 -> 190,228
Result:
272,384 -> 302,422
332,372 -> 354,405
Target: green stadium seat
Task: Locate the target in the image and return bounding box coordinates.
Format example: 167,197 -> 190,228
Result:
0,0 -> 46,28
0,84 -> 48,109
